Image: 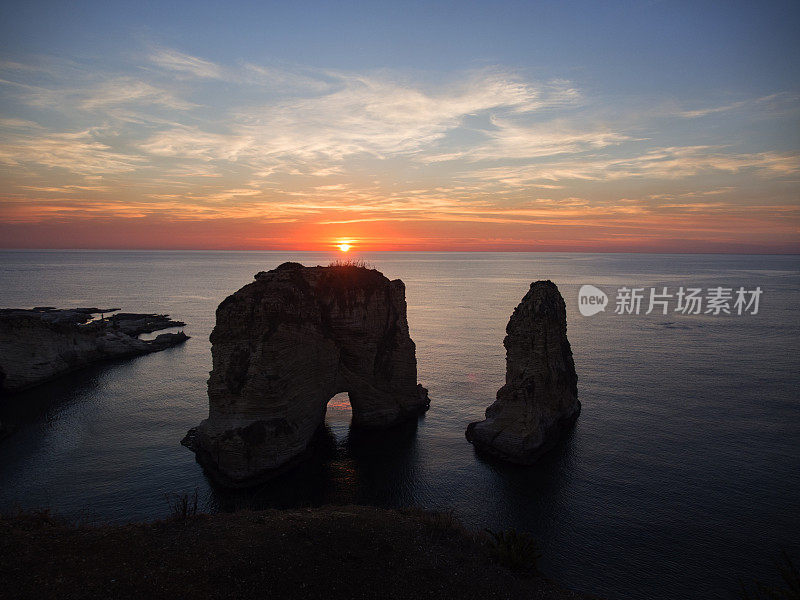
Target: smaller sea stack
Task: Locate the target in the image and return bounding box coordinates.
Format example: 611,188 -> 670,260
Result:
466,280 -> 579,464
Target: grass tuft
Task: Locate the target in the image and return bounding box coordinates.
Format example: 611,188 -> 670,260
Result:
328,258 -> 374,269
401,507 -> 465,539
484,528 -> 542,573
165,489 -> 199,522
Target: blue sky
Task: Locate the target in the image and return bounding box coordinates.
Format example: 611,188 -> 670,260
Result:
3,1 -> 797,93
0,1 -> 798,251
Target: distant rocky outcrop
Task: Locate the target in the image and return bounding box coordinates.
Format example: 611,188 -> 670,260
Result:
466,281 -> 579,464
184,262 -> 429,487
0,307 -> 188,395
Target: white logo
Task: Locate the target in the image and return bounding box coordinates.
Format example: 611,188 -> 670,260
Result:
578,284 -> 762,317
578,284 -> 608,316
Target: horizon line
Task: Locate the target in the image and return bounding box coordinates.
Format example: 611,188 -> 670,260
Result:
1,247 -> 798,256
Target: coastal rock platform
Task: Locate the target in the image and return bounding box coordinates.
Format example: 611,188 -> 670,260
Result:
0,307 -> 188,395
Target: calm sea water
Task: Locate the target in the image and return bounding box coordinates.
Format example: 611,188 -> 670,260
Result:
0,250 -> 798,599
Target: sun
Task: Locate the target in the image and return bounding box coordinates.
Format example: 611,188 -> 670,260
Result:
337,243 -> 351,252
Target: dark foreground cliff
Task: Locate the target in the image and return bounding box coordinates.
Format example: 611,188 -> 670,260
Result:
0,505 -> 597,600
0,307 -> 188,395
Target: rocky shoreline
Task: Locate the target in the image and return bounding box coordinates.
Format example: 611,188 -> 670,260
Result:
0,307 -> 188,396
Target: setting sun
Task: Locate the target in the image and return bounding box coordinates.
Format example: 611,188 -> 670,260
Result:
337,243 -> 351,252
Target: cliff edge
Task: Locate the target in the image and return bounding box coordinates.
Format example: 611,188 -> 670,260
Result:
0,505 -> 599,600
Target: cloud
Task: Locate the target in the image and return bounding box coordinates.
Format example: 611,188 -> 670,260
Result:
148,48 -> 223,79
467,146 -> 800,187
677,93 -> 795,118
0,117 -> 44,129
6,48 -> 791,189
234,68 -> 551,159
241,63 -> 335,93
425,117 -> 630,162
0,126 -> 142,174
80,78 -> 197,110
131,66 -> 581,173
679,101 -> 749,119
0,62 -> 196,115
0,46 -> 797,254
19,184 -> 110,193
138,126 -> 251,160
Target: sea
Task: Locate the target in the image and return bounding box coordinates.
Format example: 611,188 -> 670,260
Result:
0,250 -> 798,600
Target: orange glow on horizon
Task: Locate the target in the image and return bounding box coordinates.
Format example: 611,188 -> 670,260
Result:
0,208 -> 797,254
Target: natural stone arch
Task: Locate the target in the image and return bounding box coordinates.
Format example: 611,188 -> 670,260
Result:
184,262 -> 429,487
324,391 -> 356,434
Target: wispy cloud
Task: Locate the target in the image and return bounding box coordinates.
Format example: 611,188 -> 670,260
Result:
0,125 -> 143,174
467,146 -> 800,187
148,48 -> 223,79
425,117 -> 630,162
80,78 -> 197,110
129,66 -> 584,176
19,184 -> 110,193
0,46 -> 797,251
677,93 -> 793,118
138,125 -> 250,160
3,50 -> 794,188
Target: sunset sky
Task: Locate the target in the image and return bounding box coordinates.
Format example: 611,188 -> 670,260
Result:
0,1 -> 798,252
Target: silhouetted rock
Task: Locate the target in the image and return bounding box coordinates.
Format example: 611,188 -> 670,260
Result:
466,281 -> 579,463
185,262 -> 429,487
0,307 -> 188,394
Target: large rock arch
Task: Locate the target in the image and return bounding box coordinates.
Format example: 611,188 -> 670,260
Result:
184,262 -> 429,487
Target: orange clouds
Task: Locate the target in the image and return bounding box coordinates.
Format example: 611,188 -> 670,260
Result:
1,191 -> 797,253
0,50 -> 798,253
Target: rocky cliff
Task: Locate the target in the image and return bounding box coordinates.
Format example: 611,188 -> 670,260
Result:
0,307 -> 188,395
185,262 -> 429,487
466,281 -> 579,464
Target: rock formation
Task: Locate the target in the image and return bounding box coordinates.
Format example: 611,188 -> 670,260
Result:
184,262 -> 429,487
466,281 -> 579,464
0,307 -> 188,394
